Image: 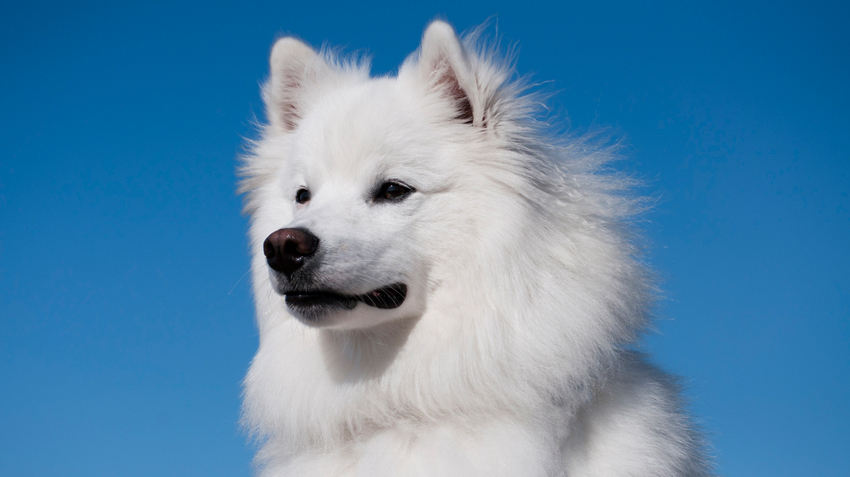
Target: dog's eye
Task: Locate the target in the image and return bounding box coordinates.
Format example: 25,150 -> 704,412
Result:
295,188 -> 311,204
375,181 -> 413,202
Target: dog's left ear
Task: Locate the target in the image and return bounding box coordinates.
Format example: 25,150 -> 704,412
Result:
415,21 -> 480,126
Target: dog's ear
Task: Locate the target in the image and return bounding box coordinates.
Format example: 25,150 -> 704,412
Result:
417,21 -> 477,125
264,37 -> 330,132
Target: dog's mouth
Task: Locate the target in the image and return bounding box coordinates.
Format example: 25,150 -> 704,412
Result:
285,283 -> 407,311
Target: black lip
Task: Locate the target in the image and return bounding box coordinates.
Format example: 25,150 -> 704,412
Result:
356,283 -> 407,309
285,290 -> 357,310
285,283 -> 407,311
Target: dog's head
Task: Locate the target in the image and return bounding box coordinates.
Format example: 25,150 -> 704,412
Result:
245,21 -> 516,329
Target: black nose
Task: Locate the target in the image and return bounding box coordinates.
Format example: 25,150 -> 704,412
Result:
263,228 -> 319,277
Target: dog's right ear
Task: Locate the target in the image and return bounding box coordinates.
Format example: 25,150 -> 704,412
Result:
263,37 -> 330,132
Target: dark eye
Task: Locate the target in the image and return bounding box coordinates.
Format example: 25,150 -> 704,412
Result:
375,181 -> 413,202
295,188 -> 311,204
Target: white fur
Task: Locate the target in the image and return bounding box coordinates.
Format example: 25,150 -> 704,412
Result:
240,20 -> 712,476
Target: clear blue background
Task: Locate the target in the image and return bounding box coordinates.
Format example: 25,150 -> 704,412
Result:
1,1 -> 848,475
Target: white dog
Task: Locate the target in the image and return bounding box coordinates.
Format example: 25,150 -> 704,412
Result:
240,20 -> 712,476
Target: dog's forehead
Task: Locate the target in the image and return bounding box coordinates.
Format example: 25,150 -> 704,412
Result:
294,79 -> 435,177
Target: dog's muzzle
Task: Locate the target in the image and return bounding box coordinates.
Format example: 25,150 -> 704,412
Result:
263,228 -> 408,311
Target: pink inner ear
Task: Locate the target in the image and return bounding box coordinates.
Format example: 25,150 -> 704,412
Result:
433,55 -> 474,124
277,74 -> 304,131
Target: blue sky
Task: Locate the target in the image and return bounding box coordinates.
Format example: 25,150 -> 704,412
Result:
1,1 -> 848,475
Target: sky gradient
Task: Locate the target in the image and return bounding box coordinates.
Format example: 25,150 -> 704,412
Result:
1,1 -> 848,475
